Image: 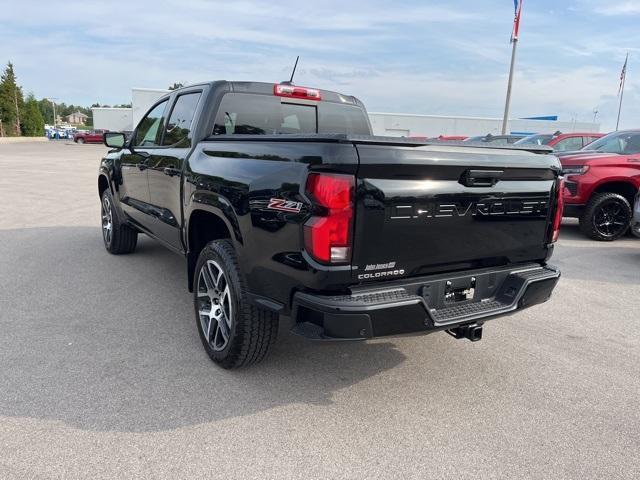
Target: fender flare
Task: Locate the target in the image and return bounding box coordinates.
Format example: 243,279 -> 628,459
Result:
184,192 -> 245,291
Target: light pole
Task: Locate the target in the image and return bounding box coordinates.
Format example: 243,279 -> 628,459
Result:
47,98 -> 58,128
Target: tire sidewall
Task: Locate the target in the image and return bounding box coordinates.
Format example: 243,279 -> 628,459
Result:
193,241 -> 243,363
584,193 -> 631,241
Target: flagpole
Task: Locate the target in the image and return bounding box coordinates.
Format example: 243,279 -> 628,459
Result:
616,53 -> 628,131
501,37 -> 518,135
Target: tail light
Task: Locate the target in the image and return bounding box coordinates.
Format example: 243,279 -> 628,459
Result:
274,84 -> 321,101
552,179 -> 564,242
304,173 -> 354,263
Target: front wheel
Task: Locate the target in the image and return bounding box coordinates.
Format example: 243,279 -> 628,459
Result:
76,137 -> 85,144
194,240 -> 278,368
579,192 -> 631,241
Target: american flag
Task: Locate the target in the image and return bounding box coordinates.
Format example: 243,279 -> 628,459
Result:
511,0 -> 523,42
618,53 -> 628,96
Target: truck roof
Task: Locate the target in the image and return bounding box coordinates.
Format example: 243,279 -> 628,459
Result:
171,80 -> 364,106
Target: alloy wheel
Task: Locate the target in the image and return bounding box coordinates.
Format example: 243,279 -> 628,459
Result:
197,260 -> 233,351
101,196 -> 113,246
593,200 -> 629,238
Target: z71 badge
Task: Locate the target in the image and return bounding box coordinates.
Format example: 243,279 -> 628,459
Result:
267,198 -> 303,213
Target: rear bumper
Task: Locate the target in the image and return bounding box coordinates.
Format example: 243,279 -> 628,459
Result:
291,263 -> 560,340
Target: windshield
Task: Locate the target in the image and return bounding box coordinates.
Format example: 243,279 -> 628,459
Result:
582,131 -> 640,154
514,134 -> 554,146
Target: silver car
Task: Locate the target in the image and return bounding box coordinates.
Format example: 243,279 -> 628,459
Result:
632,190 -> 640,238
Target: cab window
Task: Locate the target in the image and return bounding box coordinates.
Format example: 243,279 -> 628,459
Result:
163,92 -> 202,147
212,92 -> 370,136
134,100 -> 168,147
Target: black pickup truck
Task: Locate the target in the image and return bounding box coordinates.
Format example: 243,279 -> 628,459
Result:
98,81 -> 563,368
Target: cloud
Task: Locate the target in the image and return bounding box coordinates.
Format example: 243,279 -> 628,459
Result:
591,1 -> 640,15
0,0 -> 638,131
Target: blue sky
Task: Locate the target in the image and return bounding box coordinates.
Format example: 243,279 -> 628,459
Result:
1,0 -> 639,130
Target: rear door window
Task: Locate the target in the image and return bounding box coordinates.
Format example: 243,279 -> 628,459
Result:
163,92 -> 202,147
554,136 -> 583,151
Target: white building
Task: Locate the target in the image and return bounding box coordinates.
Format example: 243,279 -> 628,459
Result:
92,88 -> 169,131
368,112 -> 600,137
132,87 -> 170,127
91,108 -> 133,132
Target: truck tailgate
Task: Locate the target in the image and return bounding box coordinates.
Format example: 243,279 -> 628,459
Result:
352,143 -> 561,282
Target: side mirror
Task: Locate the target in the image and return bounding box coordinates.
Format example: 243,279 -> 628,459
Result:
104,132 -> 126,149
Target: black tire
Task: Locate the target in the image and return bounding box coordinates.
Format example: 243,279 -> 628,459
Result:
579,192 -> 631,241
76,137 -> 85,144
193,240 -> 278,369
100,189 -> 137,254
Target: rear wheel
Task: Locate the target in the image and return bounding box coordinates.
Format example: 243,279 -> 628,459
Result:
101,189 -> 137,253
194,240 -> 278,369
579,192 -> 631,241
76,137 -> 85,144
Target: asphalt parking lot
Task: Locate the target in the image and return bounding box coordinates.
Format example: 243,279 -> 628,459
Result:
0,141 -> 639,480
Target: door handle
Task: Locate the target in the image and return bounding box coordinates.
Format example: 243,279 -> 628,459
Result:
138,162 -> 148,171
163,167 -> 181,177
460,169 -> 504,187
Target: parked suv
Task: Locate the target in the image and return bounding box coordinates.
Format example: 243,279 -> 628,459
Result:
515,132 -> 603,152
559,130 -> 640,240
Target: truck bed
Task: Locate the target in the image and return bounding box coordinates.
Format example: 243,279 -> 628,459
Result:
204,133 -> 554,153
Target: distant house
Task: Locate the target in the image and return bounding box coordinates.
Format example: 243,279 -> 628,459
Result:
66,112 -> 89,125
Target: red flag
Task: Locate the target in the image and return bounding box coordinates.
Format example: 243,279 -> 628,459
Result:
511,0 -> 523,42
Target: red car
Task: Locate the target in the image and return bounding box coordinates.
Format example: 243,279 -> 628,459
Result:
559,130 -> 640,240
73,129 -> 108,144
514,131 -> 604,151
431,135 -> 468,141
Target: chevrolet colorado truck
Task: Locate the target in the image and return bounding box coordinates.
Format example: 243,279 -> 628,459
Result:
98,81 -> 563,368
558,129 -> 640,241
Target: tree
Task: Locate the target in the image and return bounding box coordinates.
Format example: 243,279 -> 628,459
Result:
0,62 -> 24,136
168,82 -> 184,90
37,98 -> 55,124
21,94 -> 44,136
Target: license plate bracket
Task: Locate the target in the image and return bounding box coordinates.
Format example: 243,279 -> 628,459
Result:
444,276 -> 476,304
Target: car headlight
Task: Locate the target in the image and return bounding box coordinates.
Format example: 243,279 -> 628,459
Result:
562,165 -> 589,176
